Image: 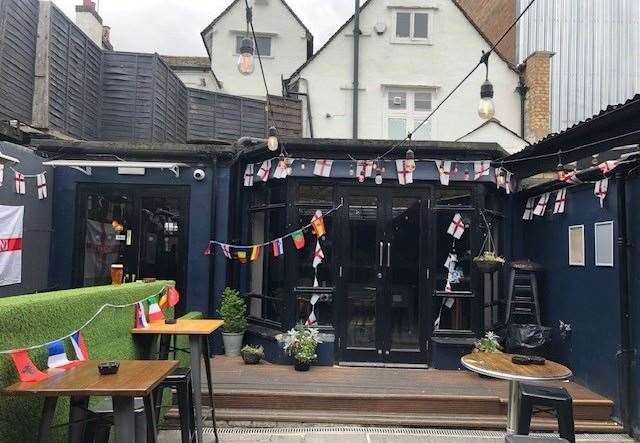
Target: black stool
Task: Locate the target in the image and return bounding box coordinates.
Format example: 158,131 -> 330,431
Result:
155,367 -> 196,443
517,383 -> 575,443
506,436 -> 569,442
84,397 -> 147,442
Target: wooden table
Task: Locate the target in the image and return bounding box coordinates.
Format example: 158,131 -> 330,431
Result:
461,353 -> 572,434
2,360 -> 177,443
132,319 -> 224,442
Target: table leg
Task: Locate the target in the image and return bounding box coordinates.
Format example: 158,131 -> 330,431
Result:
190,335 -> 203,442
112,396 -> 136,443
143,392 -> 158,443
201,336 -> 218,442
506,380 -> 521,434
38,397 -> 57,443
69,395 -> 89,443
154,333 -> 172,425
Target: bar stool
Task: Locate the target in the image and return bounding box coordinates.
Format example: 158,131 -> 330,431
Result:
84,397 -> 147,442
517,383 -> 575,443
506,436 -> 569,442
154,367 -> 195,443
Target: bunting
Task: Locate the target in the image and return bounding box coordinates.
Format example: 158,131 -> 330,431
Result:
0,164 -> 3,187
257,160 -> 271,182
272,238 -> 284,257
396,159 -> 414,185
533,193 -> 550,216
47,340 -> 81,370
522,197 -> 535,220
553,189 -> 567,214
14,171 -> 25,195
310,210 -> 326,238
436,160 -> 452,186
594,179 -> 608,207
356,160 -> 373,181
598,160 -> 619,174
474,160 -> 491,180
313,159 -> 333,177
70,331 -> 89,361
36,173 -> 47,200
243,164 -> 254,187
10,349 -> 48,382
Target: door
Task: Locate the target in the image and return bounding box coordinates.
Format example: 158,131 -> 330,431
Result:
338,186 -> 431,365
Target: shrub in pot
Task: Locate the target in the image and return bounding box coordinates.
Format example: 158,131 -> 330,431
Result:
240,345 -> 264,364
282,323 -> 322,371
217,287 -> 247,357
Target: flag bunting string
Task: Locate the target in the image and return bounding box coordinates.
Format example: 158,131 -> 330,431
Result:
9,166 -> 47,178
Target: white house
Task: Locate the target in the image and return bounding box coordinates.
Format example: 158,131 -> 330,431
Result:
200,0 -> 313,99
287,0 -> 527,152
161,56 -> 221,92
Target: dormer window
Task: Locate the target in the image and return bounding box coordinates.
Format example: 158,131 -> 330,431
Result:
235,35 -> 272,57
394,10 -> 429,41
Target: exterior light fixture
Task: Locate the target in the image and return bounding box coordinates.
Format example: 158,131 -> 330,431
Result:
405,149 -> 416,172
267,126 -> 279,152
495,167 -> 506,186
237,37 -> 255,75
349,163 -> 355,176
478,51 -> 495,120
375,169 -> 383,185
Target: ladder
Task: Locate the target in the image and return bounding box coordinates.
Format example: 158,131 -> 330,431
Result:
506,260 -> 543,325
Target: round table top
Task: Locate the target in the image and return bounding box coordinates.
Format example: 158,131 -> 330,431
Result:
461,352 -> 572,382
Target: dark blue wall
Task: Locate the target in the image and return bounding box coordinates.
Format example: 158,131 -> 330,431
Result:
517,179 -> 636,426
49,164 -> 223,315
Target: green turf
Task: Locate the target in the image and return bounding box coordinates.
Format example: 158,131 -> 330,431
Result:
0,281 -> 176,442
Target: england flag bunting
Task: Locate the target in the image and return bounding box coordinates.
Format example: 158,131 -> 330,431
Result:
312,239 -> 324,287
221,244 -> 232,259
37,173 -> 47,200
598,160 -> 619,174
273,159 -> 292,179
436,160 -> 452,186
0,164 -> 3,187
0,205 -> 23,286
444,253 -> 458,292
243,164 -> 254,187
313,159 -> 333,177
474,161 -> 491,180
305,293 -> 320,326
554,189 -> 567,214
14,171 -> 25,194
533,193 -> 550,216
356,160 -> 373,180
257,160 -> 271,182
447,213 -> 465,239
522,197 -> 535,220
594,178 -> 608,208
558,171 -> 581,184
395,159 -> 413,185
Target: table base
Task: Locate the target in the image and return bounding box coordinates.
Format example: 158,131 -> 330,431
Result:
507,379 -> 521,434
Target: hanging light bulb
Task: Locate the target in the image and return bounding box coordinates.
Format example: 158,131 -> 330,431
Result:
300,161 -> 306,170
237,37 -> 255,75
278,153 -> 286,172
591,154 -> 599,166
495,167 -> 506,187
405,149 -> 416,172
478,80 -> 495,120
267,126 -> 279,152
375,169 -> 383,185
349,163 -> 355,176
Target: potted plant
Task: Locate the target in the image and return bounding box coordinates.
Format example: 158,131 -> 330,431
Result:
217,287 -> 247,357
282,323 -> 322,371
473,331 -> 503,353
473,210 -> 505,273
240,345 -> 264,364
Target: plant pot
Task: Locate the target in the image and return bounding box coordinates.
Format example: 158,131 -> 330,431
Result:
474,259 -> 503,274
222,332 -> 244,357
241,351 -> 262,365
294,361 -> 311,371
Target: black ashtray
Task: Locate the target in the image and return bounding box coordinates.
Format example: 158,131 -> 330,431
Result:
529,355 -> 546,365
512,355 -> 531,365
98,361 -> 120,375
165,318 -> 177,324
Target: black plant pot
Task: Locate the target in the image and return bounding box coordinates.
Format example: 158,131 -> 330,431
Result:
474,259 -> 503,274
241,351 -> 262,365
294,361 -> 311,371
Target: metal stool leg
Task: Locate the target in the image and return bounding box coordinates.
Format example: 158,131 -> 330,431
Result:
38,397 -> 57,443
201,336 -> 218,442
143,392 -> 158,443
154,334 -> 172,425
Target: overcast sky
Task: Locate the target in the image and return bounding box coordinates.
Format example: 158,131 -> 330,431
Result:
52,0 -> 355,56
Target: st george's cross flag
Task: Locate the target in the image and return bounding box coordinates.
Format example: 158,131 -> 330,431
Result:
0,205 -> 23,286
396,160 -> 413,185
598,160 -> 619,174
36,173 -> 47,199
272,238 -> 284,257
14,171 -> 25,194
554,189 -> 567,214
0,164 -> 4,187
10,349 -> 48,382
594,178 -> 609,208
312,240 -> 324,269
47,339 -> 81,370
313,159 -> 333,177
558,170 -> 581,184
436,160 -> 451,186
147,295 -> 165,323
356,160 -> 373,180
533,193 -> 550,216
221,244 -> 233,259
243,164 -> 254,187
474,161 -> 491,180
70,331 -> 89,361
134,301 -> 149,328
257,160 -> 272,182
447,213 -> 466,239
522,197 -> 536,220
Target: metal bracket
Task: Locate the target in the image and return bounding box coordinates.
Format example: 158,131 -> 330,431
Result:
168,166 -> 180,178
70,166 -> 92,176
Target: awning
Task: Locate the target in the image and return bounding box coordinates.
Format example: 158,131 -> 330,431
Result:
42,160 -> 188,177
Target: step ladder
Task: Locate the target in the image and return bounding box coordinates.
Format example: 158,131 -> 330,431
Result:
506,260 -> 543,325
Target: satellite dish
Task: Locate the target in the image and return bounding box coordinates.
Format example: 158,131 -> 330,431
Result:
374,22 -> 387,35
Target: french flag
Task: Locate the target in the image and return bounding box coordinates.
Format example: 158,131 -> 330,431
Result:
70,331 -> 89,361
47,340 -> 81,370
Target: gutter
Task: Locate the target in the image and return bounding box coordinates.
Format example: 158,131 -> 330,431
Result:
516,65 -> 528,138
352,0 -> 360,139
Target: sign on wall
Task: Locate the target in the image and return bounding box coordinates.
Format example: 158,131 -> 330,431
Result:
0,205 -> 24,286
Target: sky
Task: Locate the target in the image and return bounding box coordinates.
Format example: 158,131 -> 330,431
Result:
52,0 -> 355,57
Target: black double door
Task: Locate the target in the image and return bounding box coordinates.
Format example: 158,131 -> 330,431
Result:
74,185 -> 189,311
337,186 -> 432,365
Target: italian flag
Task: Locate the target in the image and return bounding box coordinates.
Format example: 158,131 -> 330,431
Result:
292,230 -> 305,250
147,295 -> 165,323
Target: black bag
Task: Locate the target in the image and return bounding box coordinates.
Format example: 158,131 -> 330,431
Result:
506,323 -> 552,356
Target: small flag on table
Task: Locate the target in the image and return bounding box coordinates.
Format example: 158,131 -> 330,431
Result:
292,230 -> 305,250
70,331 -> 89,361
147,296 -> 165,323
10,349 -> 48,382
272,238 -> 284,257
135,301 -> 149,328
47,340 -> 81,370
310,210 -> 326,238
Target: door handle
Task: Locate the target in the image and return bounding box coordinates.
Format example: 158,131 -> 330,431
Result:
379,242 -> 384,267
387,242 -> 391,267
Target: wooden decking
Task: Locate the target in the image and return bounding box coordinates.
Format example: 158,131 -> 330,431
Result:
192,357 -> 622,432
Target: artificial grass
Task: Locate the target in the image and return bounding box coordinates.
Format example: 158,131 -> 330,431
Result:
0,281 -> 174,442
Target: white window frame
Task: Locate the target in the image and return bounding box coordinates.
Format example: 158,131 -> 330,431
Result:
594,221 -> 614,267
568,225 -> 585,266
383,89 -> 436,140
392,9 -> 432,44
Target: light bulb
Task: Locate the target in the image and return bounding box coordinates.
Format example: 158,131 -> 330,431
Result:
405,149 -> 416,172
375,172 -> 383,185
478,79 -> 495,120
349,164 -> 355,176
358,174 -> 365,183
286,167 -> 293,176
267,126 -> 278,152
237,37 -> 255,75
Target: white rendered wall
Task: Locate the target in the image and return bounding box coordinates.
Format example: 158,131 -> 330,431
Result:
295,0 -> 522,143
204,0 -> 309,99
75,11 -> 104,49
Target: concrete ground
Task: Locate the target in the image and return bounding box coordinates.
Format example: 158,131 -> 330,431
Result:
158,427 -> 633,442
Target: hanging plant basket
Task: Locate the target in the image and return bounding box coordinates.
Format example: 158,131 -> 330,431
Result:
473,254 -> 504,273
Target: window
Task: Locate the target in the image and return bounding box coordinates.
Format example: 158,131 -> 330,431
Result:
594,221 -> 614,267
568,225 -> 585,266
235,35 -> 272,56
394,11 -> 429,40
385,90 -> 434,140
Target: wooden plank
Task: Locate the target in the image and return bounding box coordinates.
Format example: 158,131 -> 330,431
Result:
31,0 -> 51,128
132,319 -> 224,335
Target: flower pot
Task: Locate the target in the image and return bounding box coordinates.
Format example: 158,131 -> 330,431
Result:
241,351 -> 262,365
222,332 -> 244,357
474,259 -> 503,274
294,361 -> 311,371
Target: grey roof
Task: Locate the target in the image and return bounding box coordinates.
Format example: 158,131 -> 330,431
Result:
161,55 -> 211,69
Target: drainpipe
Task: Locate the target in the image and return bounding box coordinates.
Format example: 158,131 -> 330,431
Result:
615,171 -> 633,434
352,0 -> 360,139
515,65 -> 528,138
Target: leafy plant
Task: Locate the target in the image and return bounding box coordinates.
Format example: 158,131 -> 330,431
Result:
282,323 -> 322,364
473,331 -> 503,353
217,287 -> 247,333
473,251 -> 505,263
241,345 -> 264,357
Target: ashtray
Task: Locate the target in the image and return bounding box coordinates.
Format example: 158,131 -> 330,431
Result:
165,318 -> 177,324
98,361 -> 120,375
529,355 -> 546,365
512,355 -> 531,365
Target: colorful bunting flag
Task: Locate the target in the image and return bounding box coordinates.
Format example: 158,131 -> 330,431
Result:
310,210 -> 326,238
292,230 -> 305,250
237,250 -> 248,263
522,197 -> 535,220
396,159 -> 413,185
166,286 -> 180,307
257,160 -> 271,182
221,244 -> 232,259
313,159 -> 333,177
447,213 -> 465,239
272,238 -> 284,257
147,296 -> 164,323
70,331 -> 89,361
158,290 -> 169,310
554,189 -> 567,214
10,349 -> 48,382
134,301 -> 149,328
249,245 -> 261,261
36,173 -> 47,200
243,164 -> 254,187
436,160 -> 451,186
594,178 -> 608,207
14,171 -> 25,194
474,161 -> 491,180
47,340 -> 80,370
533,193 -> 550,216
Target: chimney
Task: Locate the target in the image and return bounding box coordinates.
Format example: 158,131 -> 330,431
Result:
523,51 -> 554,142
75,1 -> 112,50
102,26 -> 113,50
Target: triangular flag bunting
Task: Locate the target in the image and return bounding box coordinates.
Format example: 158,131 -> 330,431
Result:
10,349 -> 48,382
243,164 -> 254,187
594,178 -> 608,208
313,159 -> 333,177
70,331 -> 89,361
147,296 -> 165,323
533,193 -> 550,216
436,160 -> 451,186
134,301 -> 149,328
396,159 -> 413,185
47,340 -> 81,370
554,189 -> 567,214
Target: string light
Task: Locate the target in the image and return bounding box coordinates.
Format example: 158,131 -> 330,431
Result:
478,51 -> 495,120
405,149 -> 416,172
267,126 -> 279,152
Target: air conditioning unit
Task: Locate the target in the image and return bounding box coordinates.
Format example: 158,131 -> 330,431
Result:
393,96 -> 403,105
